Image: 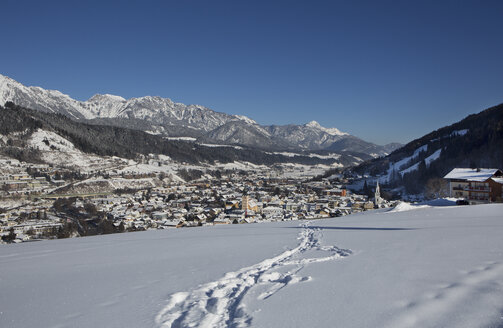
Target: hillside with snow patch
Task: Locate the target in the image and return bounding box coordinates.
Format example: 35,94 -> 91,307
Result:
352,102 -> 503,194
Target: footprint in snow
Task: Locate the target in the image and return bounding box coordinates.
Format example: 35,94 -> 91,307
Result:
155,223 -> 351,328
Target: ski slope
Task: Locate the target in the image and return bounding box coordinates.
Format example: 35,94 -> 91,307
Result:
1,204 -> 503,328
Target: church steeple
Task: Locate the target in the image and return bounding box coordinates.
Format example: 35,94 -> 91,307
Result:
374,181 -> 383,207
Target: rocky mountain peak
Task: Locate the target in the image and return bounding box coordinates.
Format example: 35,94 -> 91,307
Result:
0,73 -> 398,156
87,94 -> 127,103
305,120 -> 322,128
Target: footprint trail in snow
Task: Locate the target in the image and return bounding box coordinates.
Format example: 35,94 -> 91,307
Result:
155,223 -> 351,328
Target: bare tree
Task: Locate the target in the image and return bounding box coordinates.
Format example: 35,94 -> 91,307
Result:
425,178 -> 449,199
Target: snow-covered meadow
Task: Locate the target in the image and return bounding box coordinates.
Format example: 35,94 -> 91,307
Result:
1,204 -> 502,328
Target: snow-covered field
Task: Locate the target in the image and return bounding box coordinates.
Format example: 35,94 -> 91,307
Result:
1,204 -> 503,328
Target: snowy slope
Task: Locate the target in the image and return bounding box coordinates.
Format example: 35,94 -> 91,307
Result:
400,148 -> 442,175
383,144 -> 444,181
1,204 -> 503,328
27,129 -> 118,169
264,122 -> 349,150
202,120 -> 278,149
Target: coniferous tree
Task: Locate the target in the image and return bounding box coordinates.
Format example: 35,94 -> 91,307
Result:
2,228 -> 17,243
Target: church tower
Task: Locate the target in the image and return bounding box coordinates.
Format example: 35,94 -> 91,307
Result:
242,195 -> 250,211
374,181 -> 383,207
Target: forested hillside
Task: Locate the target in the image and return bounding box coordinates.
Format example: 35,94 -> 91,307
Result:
352,103 -> 503,194
0,102 -> 355,166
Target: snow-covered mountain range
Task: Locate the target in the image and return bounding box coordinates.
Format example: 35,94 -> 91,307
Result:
0,74 -> 252,131
0,74 -> 400,155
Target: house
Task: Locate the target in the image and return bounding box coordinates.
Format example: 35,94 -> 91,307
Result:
262,206 -> 283,218
11,174 -> 30,180
152,211 -> 170,220
162,218 -> 184,228
317,208 -> 331,217
284,202 -> 301,212
444,168 -> 503,204
323,188 -> 347,197
213,215 -> 231,224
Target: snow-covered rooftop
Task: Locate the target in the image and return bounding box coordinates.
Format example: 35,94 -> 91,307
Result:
443,168 -> 501,182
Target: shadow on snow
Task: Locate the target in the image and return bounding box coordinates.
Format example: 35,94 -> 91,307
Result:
285,226 -> 417,231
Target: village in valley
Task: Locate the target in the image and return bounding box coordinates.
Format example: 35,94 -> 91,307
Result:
1,73 -> 502,245
1,113 -> 502,245
2,144 -> 502,245
0,151 -> 398,244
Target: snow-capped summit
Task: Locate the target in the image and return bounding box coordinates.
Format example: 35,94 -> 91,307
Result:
0,73 -> 95,119
305,120 -> 322,128
233,115 -> 258,125
0,74 -> 254,131
86,94 -> 128,117
305,120 -> 347,136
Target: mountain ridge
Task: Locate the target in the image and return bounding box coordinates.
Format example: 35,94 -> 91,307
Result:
0,73 -> 401,155
0,102 -> 369,168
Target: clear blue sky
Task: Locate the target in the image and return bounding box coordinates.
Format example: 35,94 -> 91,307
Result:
1,0 -> 502,145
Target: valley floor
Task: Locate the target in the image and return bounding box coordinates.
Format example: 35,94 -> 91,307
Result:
1,204 -> 503,328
